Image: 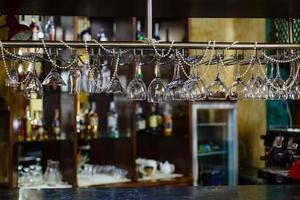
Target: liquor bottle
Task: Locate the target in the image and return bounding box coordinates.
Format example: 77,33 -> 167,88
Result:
44,16 -> 55,40
101,60 -> 111,91
97,28 -> 108,41
136,104 -> 146,134
153,22 -> 160,41
163,103 -> 173,136
80,19 -> 92,41
31,111 -> 47,141
17,117 -> 25,142
148,104 -> 159,134
136,20 -> 145,41
108,102 -> 119,138
39,111 -> 48,140
25,105 -> 32,141
87,102 -> 99,139
30,18 -> 39,41
76,103 -> 86,139
52,109 -> 61,140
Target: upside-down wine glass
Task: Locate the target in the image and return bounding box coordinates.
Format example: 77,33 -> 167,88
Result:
227,57 -> 247,100
106,54 -> 126,94
245,60 -> 268,100
87,55 -> 103,93
5,61 -> 19,89
289,61 -> 300,100
166,59 -> 185,100
207,53 -> 228,100
68,63 -> 82,94
147,59 -> 167,103
272,62 -> 287,100
126,55 -> 147,100
24,60 -> 43,99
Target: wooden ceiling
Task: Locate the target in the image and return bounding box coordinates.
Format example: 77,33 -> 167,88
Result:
0,0 -> 300,18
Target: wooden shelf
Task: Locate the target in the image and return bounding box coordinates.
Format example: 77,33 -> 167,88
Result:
89,176 -> 193,188
0,0 -> 299,18
198,151 -> 228,157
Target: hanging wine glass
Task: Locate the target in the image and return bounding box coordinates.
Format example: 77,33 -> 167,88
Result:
245,61 -> 268,100
24,61 -> 43,99
126,55 -> 147,100
5,61 -> 19,89
68,63 -> 82,94
207,54 -> 228,100
166,59 -> 185,100
147,59 -> 167,103
86,55 -> 103,93
106,54 -> 126,94
42,67 -> 66,87
227,59 -> 247,100
272,62 -> 287,100
289,62 -> 300,100
266,62 -> 275,99
183,65 -> 206,101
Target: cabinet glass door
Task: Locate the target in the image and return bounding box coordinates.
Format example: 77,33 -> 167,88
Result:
192,102 -> 237,186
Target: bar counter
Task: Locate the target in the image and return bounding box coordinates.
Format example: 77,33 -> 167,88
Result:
1,185 -> 300,200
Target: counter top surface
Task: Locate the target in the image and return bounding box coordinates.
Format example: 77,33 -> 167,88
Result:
1,185 -> 300,200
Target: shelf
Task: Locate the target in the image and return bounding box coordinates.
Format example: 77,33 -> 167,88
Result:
1,0 -> 300,18
137,171 -> 183,182
198,123 -> 227,127
19,184 -> 72,189
15,139 -> 72,145
198,151 -> 228,157
91,176 -> 193,188
77,174 -> 131,188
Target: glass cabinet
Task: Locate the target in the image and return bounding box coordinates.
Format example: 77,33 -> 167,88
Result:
192,102 -> 238,186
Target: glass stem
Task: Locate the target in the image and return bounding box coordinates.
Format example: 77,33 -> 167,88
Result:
154,62 -> 160,78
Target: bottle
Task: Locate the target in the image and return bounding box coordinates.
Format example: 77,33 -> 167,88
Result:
136,20 -> 145,41
80,19 -> 92,41
97,28 -> 108,41
153,22 -> 160,41
17,117 -> 25,142
32,111 -> 47,141
108,102 -> 119,138
30,18 -> 39,41
163,103 -> 173,136
25,105 -> 32,141
101,60 -> 111,91
136,104 -> 146,134
76,103 -> 86,139
148,104 -> 159,134
44,16 -> 55,40
52,109 -> 61,140
87,102 -> 99,139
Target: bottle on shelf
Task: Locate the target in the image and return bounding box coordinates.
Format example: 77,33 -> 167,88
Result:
76,103 -> 87,139
153,22 -> 160,41
30,18 -> 39,41
136,104 -> 146,134
148,104 -> 159,135
157,105 -> 163,134
136,20 -> 145,41
31,111 -> 47,141
80,18 -> 92,41
17,117 -> 25,142
87,102 -> 99,140
163,103 -> 173,136
52,109 -> 61,140
97,28 -> 108,41
25,105 -> 32,142
44,16 -> 55,40
108,102 -> 119,138
101,60 -> 111,91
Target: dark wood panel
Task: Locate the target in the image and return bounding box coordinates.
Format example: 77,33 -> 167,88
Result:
0,0 -> 300,18
89,138 -> 133,178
